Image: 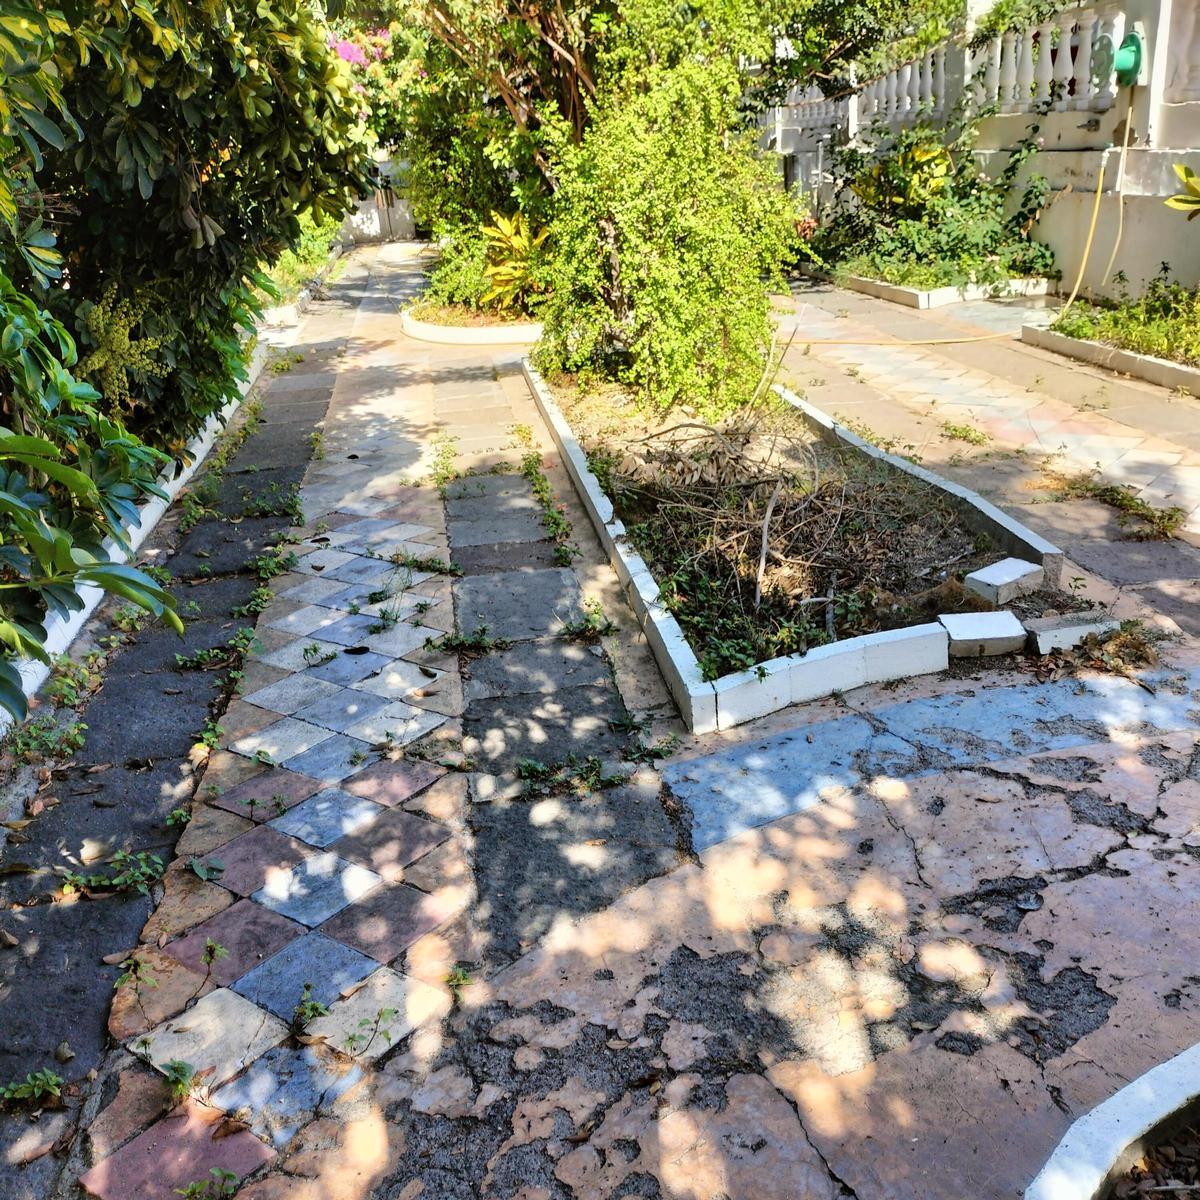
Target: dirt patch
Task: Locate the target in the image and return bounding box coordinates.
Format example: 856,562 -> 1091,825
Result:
1110,1113 -> 1200,1199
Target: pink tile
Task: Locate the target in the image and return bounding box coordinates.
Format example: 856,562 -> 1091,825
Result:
341,757 -> 445,807
79,1100 -> 273,1200
209,769 -> 323,821
206,826 -> 313,897
319,881 -> 459,963
161,900 -> 303,985
329,807 -> 448,881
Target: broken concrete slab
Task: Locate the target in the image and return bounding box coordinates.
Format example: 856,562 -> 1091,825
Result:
1024,614 -> 1123,655
939,610 -> 1027,657
964,557 -> 1045,605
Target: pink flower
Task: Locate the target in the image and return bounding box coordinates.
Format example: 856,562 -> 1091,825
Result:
331,38 -> 368,66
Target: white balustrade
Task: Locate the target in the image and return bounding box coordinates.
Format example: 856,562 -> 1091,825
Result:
1053,11 -> 1076,110
1034,19 -> 1056,105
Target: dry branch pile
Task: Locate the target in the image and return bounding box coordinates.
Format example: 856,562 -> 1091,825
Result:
572,394 -> 996,678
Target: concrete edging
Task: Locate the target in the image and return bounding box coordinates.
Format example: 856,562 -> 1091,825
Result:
776,384 -> 1064,587
802,266 -> 1051,310
1021,325 -> 1200,395
401,307 -> 542,346
1026,1042 -> 1200,1200
523,360 -> 1062,733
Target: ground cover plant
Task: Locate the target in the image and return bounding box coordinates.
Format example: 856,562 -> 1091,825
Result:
560,384 -> 1002,679
1050,270 -> 1200,369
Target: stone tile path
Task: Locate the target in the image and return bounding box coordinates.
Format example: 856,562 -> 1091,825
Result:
9,249 -> 1200,1200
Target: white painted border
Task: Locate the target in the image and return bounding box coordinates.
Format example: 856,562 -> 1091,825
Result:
776,384 -> 1064,587
525,360 -> 1064,732
401,307 -> 542,346
1021,325 -> 1200,395
801,266 -> 1051,309
1026,1042 -> 1200,1200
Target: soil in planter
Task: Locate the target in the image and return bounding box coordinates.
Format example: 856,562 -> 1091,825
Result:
557,381 -> 1018,680
409,300 -> 538,328
1109,1114 -> 1200,1198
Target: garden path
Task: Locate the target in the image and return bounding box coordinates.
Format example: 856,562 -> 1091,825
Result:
9,246 -> 1200,1200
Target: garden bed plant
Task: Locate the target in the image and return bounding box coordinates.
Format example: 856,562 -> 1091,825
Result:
1049,270 -> 1200,369
806,118 -> 1057,293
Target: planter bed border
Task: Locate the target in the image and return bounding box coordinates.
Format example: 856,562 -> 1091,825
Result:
1021,324 -> 1200,395
1025,1041 -> 1200,1200
523,361 -> 1064,733
801,266 -> 1052,310
401,306 -> 542,346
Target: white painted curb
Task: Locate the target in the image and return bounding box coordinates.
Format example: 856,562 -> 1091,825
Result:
802,266 -> 1051,310
777,384 -> 1064,587
401,308 -> 542,346
1026,1041 -> 1200,1200
1021,325 -> 1200,395
523,361 -> 1061,732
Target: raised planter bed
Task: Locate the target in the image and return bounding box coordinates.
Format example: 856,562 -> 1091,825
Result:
400,306 -> 542,346
802,266 -> 1052,310
1021,325 -> 1200,395
523,361 -> 1064,733
1026,1042 -> 1200,1200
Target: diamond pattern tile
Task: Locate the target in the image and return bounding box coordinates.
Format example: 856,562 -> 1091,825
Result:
161,899 -> 303,985
252,852 -> 381,926
319,881 -> 457,963
268,787 -> 384,848
329,805 -> 448,881
206,825 -> 314,897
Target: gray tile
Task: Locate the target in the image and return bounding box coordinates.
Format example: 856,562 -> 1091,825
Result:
231,931 -> 377,1021
322,556 -> 395,586
245,675 -> 344,717
252,852 -> 382,926
455,569 -> 583,641
293,686 -> 392,732
269,788 -> 384,847
464,640 -> 611,701
283,733 -> 378,783
306,648 -> 392,685
448,510 -> 546,547
231,717 -> 334,763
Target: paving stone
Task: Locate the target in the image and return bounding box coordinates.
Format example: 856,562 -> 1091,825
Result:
306,967 -> 450,1060
252,851 -> 382,926
328,805 -> 449,882
352,658 -> 442,702
243,674 -> 344,717
263,603 -> 347,638
206,825 -> 314,896
281,732 -> 377,783
231,931 -> 378,1021
294,547 -> 356,576
142,865 -> 236,945
353,621 -> 442,659
255,636 -> 343,672
108,947 -> 214,1042
462,685 -> 629,795
161,899 -> 304,986
319,880 -> 459,963
79,1100 -> 274,1200
315,611 -> 390,645
87,1066 -> 172,1159
209,770 -> 324,821
447,509 -> 547,547
343,702 -> 446,747
341,757 -> 445,807
401,773 -> 468,823
939,610 -> 1028,657
209,1044 -> 364,1148
463,639 -> 610,701
135,988 -> 288,1089
220,699 -> 279,744
444,479 -> 535,514
455,568 -> 583,640
306,648 -> 393,685
231,717 -> 334,762
268,788 -> 384,847
453,539 -> 563,574
322,556 -> 395,586
963,556 -> 1045,604
291,685 -> 393,733
174,804 -> 254,859
279,576 -> 351,605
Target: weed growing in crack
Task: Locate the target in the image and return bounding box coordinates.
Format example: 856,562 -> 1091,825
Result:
309,428 -> 326,461
343,1007 -> 396,1057
624,734 -> 681,764
115,954 -> 159,1024
1048,470 -> 1185,540
430,434 -> 460,495
302,641 -> 337,667
166,807 -> 191,828
516,754 -> 628,797
45,656 -> 99,708
231,586 -> 273,618
292,982 -> 329,1032
239,482 -> 303,523
62,850 -> 164,896
197,720 -> 223,750
162,1059 -> 197,1104
187,856 -> 225,883
175,629 -> 259,672
247,548 -> 299,579
175,1169 -> 238,1198
0,1070 -> 64,1110
390,551 -> 462,577
5,715 -> 87,763
941,421 -> 989,446
517,440 -> 577,563
426,625 -> 511,659
561,598 -> 615,643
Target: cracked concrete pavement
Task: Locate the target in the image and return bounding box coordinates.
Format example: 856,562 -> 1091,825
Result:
3,252 -> 1200,1200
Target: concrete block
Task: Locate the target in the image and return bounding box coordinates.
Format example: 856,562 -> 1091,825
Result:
939,610 -> 1027,657
790,642 -> 868,703
964,557 -> 1044,605
858,623 -> 949,682
1024,615 -> 1121,655
713,657 -> 793,730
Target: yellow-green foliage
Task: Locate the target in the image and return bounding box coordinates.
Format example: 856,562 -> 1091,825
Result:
77,285 -> 166,407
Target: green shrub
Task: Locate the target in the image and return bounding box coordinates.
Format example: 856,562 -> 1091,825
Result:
810,121 -> 1056,290
536,61 -> 799,417
1052,271 -> 1200,368
260,213 -> 346,306
425,228 -> 492,308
